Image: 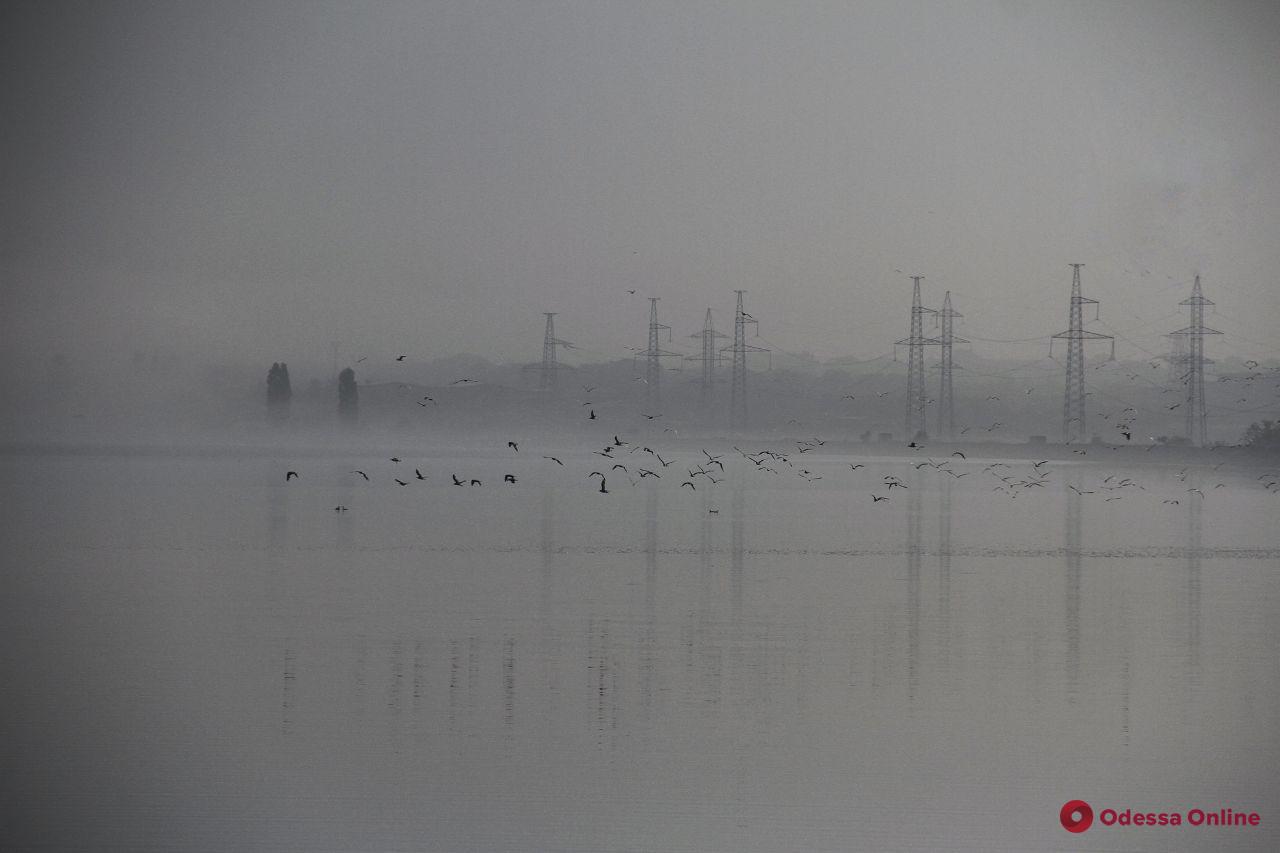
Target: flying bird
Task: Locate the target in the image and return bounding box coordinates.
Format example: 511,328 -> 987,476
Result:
504,474 -> 517,483
395,355 -> 406,361
352,470 -> 369,480
871,495 -> 889,503
508,441 -> 519,452
415,469 -> 426,480
451,474 -> 464,486
394,478 -> 408,486
285,471 -> 299,481
543,456 -> 564,466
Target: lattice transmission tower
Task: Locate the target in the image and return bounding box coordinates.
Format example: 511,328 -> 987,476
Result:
935,291 -> 966,440
895,276 -> 938,441
721,291 -> 768,429
537,312 -> 573,391
1170,275 -> 1222,446
687,308 -> 728,413
1051,264 -> 1113,443
635,298 -> 682,411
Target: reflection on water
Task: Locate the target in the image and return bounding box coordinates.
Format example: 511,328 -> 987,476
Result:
937,477 -> 952,677
4,452 -> 1278,852
906,469 -> 922,702
1187,490 -> 1203,683
1065,470 -> 1082,703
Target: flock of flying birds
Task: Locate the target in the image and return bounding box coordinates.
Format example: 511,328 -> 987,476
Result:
284,425 -> 1278,515
281,348 -> 1279,513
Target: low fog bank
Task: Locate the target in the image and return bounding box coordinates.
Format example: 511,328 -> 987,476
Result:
1,347 -> 1276,459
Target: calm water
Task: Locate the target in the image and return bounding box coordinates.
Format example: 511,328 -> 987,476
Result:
3,445 -> 1278,851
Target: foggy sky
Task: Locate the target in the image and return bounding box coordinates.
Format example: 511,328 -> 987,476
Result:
4,0 -> 1279,375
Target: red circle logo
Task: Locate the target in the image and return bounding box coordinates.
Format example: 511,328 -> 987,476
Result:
1061,800 -> 1093,833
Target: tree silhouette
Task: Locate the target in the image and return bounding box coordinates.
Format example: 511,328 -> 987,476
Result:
338,367 -> 358,424
1243,420 -> 1280,451
267,362 -> 292,421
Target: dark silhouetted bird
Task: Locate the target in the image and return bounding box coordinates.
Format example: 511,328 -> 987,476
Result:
395,355 -> 406,361
286,471 -> 299,481
415,469 -> 426,480
508,441 -> 518,452
352,470 -> 369,480
504,474 -> 516,483
451,474 -> 464,486
871,495 -> 889,502
394,478 -> 408,486
543,456 -> 564,466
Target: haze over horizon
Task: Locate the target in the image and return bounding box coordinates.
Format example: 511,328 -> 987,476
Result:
4,1 -> 1279,378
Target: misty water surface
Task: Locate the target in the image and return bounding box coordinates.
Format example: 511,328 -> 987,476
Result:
2,443 -> 1278,852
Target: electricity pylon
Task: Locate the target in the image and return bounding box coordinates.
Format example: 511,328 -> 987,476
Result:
895,276 -> 938,440
687,308 -> 728,413
935,291 -> 966,440
1051,264 -> 1113,443
635,298 -> 681,411
538,312 -> 573,391
1170,275 -> 1222,446
720,290 -> 768,429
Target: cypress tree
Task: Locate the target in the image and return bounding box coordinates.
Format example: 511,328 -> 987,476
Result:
338,367 -> 358,424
